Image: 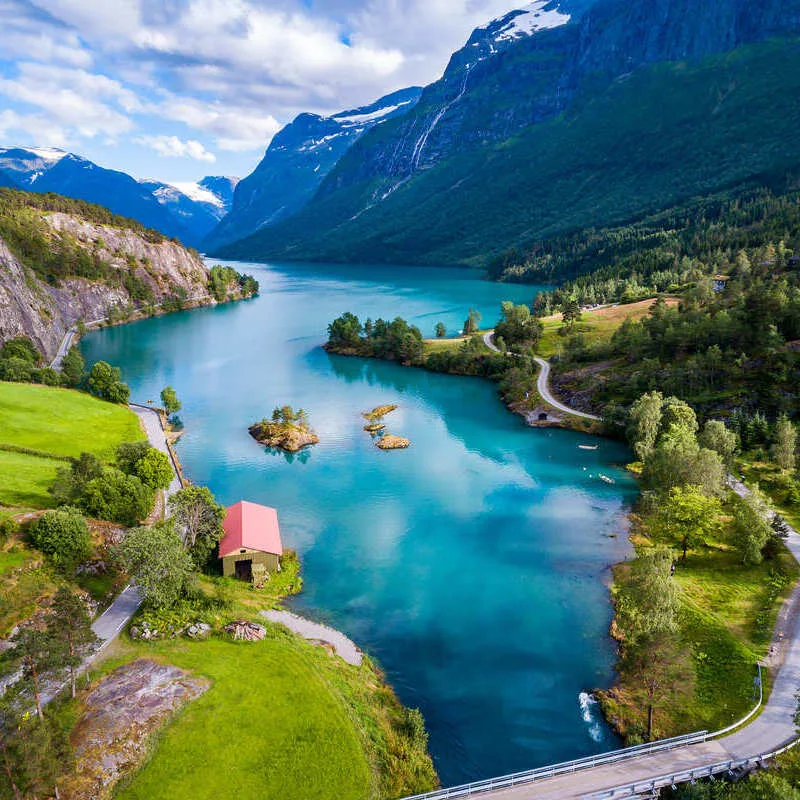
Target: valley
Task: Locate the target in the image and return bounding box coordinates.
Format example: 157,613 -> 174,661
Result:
1,0 -> 800,798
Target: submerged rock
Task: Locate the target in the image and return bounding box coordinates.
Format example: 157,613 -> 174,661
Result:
363,404 -> 398,421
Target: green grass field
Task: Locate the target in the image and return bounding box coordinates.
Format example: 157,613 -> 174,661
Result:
109,635 -> 374,800
0,382 -> 144,512
536,299 -> 679,358
0,450 -> 63,509
0,382 -> 143,459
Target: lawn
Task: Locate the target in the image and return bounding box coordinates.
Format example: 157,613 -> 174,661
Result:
536,298 -> 680,358
0,382 -> 143,460
0,382 -> 144,511
109,635 -> 374,800
0,449 -> 63,509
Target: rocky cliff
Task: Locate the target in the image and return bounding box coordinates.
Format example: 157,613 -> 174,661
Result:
0,205 -> 217,359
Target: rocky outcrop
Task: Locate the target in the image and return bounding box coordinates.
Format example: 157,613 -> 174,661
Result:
376,434 -> 410,450
248,420 -> 320,452
0,210 -> 216,359
61,659 -> 209,800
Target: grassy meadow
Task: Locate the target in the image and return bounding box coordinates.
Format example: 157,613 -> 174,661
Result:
0,381 -> 144,512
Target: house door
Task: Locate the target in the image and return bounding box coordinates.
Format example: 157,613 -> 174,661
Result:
234,559 -> 253,581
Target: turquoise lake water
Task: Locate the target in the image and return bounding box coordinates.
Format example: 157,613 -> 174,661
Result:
81,261 -> 637,787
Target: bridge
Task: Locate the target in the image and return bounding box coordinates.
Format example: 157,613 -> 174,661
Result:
401,501 -> 800,799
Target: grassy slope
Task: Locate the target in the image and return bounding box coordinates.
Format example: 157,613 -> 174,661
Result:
0,382 -> 144,511
601,530 -> 798,741
224,38 -> 800,267
111,636 -> 373,800
536,299 -> 680,357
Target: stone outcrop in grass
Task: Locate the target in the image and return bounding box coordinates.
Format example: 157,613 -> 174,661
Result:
62,659 -> 208,800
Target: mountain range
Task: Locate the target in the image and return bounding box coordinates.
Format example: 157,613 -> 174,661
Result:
202,87 -> 423,252
5,0 -> 800,272
0,147 -> 236,248
214,0 -> 800,268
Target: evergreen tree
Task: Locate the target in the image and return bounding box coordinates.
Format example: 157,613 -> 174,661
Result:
51,588 -> 98,699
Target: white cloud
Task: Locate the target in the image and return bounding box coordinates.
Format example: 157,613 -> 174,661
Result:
155,95 -> 282,152
0,63 -> 139,138
0,108 -> 70,148
134,134 -> 216,162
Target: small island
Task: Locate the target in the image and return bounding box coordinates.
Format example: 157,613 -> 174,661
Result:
363,404 -> 398,421
376,434 -> 410,450
249,405 -> 319,453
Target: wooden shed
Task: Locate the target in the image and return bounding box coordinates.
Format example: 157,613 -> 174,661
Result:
219,501 -> 283,582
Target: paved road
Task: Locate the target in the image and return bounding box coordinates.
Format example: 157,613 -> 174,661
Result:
532,356 -> 600,421
261,610 -> 364,666
482,331 -> 600,421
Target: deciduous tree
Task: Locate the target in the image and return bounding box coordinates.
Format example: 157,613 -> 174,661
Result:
51,588 -> 98,699
118,520 -> 194,609
169,486 -> 226,570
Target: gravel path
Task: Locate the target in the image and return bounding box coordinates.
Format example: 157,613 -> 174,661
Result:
261,610 -> 363,666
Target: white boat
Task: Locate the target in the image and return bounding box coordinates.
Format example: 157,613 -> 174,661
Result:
578,445 -> 599,450
599,474 -> 615,484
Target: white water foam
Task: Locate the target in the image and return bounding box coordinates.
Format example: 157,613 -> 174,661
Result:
578,691 -> 605,743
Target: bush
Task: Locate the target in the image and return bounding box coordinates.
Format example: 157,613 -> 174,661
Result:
30,506 -> 92,573
0,356 -> 35,382
0,336 -> 39,364
87,361 -> 130,404
80,468 -> 154,526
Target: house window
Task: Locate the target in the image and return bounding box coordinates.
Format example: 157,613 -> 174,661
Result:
240,549 -> 246,554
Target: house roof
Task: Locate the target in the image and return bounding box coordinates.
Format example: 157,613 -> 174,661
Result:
219,501 -> 283,559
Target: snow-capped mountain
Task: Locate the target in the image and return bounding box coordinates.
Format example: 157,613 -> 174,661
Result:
202,86 -> 422,252
0,146 -> 235,246
139,176 -> 239,245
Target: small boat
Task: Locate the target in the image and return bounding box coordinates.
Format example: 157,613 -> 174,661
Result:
599,474 -> 615,485
578,445 -> 599,451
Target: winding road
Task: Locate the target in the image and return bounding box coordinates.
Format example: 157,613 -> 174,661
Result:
482,331 -> 600,421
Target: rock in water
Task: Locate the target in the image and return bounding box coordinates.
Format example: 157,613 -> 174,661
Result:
61,659 -> 208,800
376,434 -> 410,450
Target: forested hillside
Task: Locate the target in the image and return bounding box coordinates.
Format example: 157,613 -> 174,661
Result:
216,0 -> 800,268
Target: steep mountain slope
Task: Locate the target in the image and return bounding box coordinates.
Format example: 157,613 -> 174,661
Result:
0,148 -> 235,247
217,0 -> 800,267
140,176 -> 238,246
0,189 -> 245,359
202,87 -> 422,252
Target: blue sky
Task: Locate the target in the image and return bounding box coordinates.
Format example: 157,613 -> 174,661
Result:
0,0 -> 519,184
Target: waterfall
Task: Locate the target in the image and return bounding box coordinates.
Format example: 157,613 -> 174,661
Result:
409,67 -> 473,172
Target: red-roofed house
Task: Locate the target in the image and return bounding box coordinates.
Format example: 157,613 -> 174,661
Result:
219,501 -> 283,582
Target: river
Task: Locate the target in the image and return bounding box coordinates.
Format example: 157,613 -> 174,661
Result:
81,260 -> 636,787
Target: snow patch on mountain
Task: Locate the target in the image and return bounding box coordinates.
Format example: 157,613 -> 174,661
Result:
485,1 -> 571,42
171,182 -> 225,208
334,100 -> 414,126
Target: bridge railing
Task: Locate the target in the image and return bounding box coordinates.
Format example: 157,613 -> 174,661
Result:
399,730 -> 710,800
588,735 -> 800,799
402,663 -> 765,800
